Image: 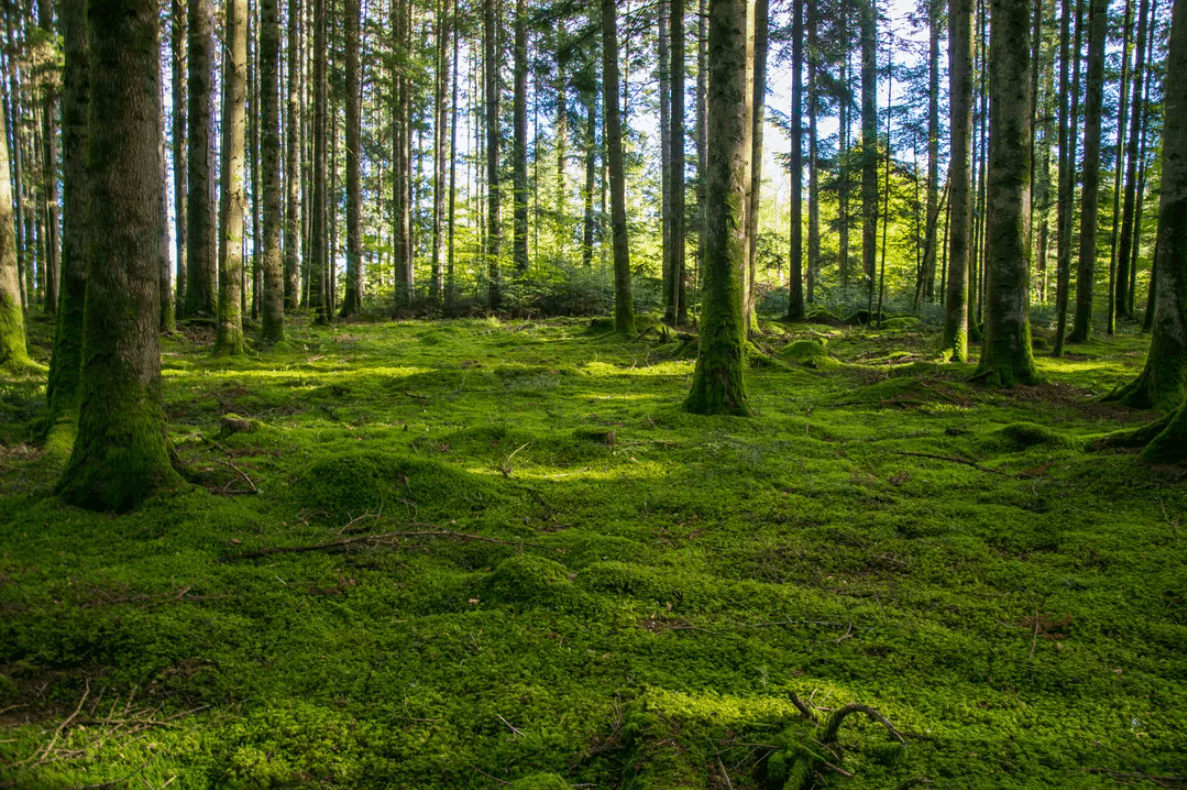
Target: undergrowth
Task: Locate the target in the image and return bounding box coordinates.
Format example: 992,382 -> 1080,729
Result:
0,313 -> 1184,789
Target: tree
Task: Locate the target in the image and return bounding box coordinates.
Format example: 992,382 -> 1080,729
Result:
340,0 -> 362,317
1066,0 -> 1107,343
429,0 -> 450,308
922,0 -> 942,300
512,0 -> 529,275
0,95 -> 31,370
1115,0 -> 1152,322
260,0 -> 285,339
57,0 -> 182,510
37,0 -> 59,317
787,0 -> 805,321
310,0 -> 329,322
860,0 -> 878,296
1053,0 -> 1084,355
186,0 -> 218,317
668,0 -> 687,325
215,0 -> 249,354
941,0 -> 973,361
602,0 -> 635,335
975,0 -> 1041,385
44,0 -> 88,422
1098,0 -> 1187,460
285,0 -> 302,310
684,0 -> 752,416
171,0 -> 187,316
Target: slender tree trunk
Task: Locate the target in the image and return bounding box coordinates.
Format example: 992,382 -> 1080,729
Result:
923,0 -> 941,299
37,0 -> 59,317
284,0 -> 301,310
1054,0 -> 1084,355
216,0 -> 248,353
786,0 -> 804,320
186,0 -> 217,317
695,0 -> 708,296
839,42 -> 850,288
860,0 -> 878,302
484,0 -> 501,307
582,88 -> 596,268
159,50 -> 174,332
1115,0 -> 1150,321
512,0 -> 529,275
807,0 -> 819,304
46,0 -> 88,418
249,3 -> 262,322
876,44 -> 893,327
555,23 -> 568,255
308,0 -> 328,322
659,0 -> 672,310
3,4 -> 27,316
340,0 -> 362,316
428,0 -> 448,308
446,0 -> 459,312
260,0 -> 285,339
745,0 -> 768,326
0,92 -> 29,368
169,0 -> 187,320
602,0 -> 635,334
942,0 -> 974,360
976,0 -> 1040,384
685,0 -> 752,415
58,0 -> 181,510
669,0 -> 686,324
1067,0 -> 1106,343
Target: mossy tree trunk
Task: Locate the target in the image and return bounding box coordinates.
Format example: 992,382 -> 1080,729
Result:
0,96 -> 31,370
975,0 -> 1041,386
428,0 -> 449,309
186,0 -> 217,318
807,0 -> 820,304
749,0 -> 771,326
215,0 -> 248,354
45,0 -> 88,419
260,0 -> 285,340
941,0 -> 973,361
1066,0 -> 1106,344
602,0 -> 635,335
1109,0 -> 1187,411
684,0 -> 752,417
57,0 -> 182,511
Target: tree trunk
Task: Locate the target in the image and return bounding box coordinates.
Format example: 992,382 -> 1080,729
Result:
46,0 -> 88,419
172,0 -> 187,317
186,0 -> 218,317
807,0 -> 819,304
685,0 -> 752,416
216,0 -> 248,353
659,0 -> 671,310
1067,0 -> 1106,343
260,0 -> 285,339
340,0 -> 362,316
923,0 -> 941,299
57,0 -> 181,510
512,0 -> 529,275
695,0 -> 708,296
309,0 -> 328,322
428,0 -> 448,308
484,0 -> 501,307
669,0 -> 686,324
0,92 -> 29,369
860,0 -> 878,298
284,0 -> 302,310
554,23 -> 568,256
942,0 -> 974,361
37,0 -> 59,317
582,87 -> 596,268
787,0 -> 806,321
976,0 -> 1040,385
602,0 -> 635,335
1115,0 -> 1150,322
158,50 -> 174,333
249,4 -> 262,323
1053,0 -> 1084,355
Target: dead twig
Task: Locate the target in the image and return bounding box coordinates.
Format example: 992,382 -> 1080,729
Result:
888,451 -> 1011,477
20,679 -> 89,766
219,528 -> 553,561
821,703 -> 905,745
496,714 -> 524,738
215,459 -> 257,494
468,765 -> 510,785
788,691 -> 818,724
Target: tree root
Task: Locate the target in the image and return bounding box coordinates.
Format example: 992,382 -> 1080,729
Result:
782,692 -> 906,790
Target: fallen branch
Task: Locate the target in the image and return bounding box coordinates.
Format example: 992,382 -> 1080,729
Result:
20,680 -> 89,767
821,703 -> 905,745
219,528 -> 554,561
216,459 -> 257,494
788,691 -> 818,724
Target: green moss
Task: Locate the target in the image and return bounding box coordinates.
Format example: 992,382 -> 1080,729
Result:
480,554 -> 574,607
779,339 -> 840,370
992,422 -> 1072,451
508,773 -> 571,790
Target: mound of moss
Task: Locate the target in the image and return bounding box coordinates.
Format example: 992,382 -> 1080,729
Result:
480,554 -> 574,608
992,422 -> 1072,451
299,450 -> 499,521
508,773 -> 571,790
779,339 -> 838,370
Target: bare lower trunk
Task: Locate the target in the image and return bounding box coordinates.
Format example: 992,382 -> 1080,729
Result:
186,0 -> 218,317
602,0 -> 635,335
941,0 -> 973,361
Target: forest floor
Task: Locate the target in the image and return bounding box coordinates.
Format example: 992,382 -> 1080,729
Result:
1,312 -> 1185,790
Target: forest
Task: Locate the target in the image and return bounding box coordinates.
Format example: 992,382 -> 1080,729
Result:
1,0 -> 1186,784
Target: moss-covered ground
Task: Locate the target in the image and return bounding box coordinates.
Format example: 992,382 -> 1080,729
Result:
1,313 -> 1185,789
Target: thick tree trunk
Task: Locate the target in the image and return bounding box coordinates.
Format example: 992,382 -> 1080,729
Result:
602,0 -> 635,335
57,0 -> 181,511
260,0 -> 285,339
1067,0 -> 1106,343
685,0 -> 752,416
1115,0 -> 1150,322
942,0 -> 974,361
976,0 -> 1040,385
484,0 -> 501,307
186,0 -> 218,317
340,0 -> 362,316
512,0 -> 529,275
46,0 -> 88,422
669,0 -> 686,324
172,0 -> 187,317
787,0 -> 805,321
215,0 -> 248,353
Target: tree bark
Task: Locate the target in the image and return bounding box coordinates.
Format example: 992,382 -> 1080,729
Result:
582,86 -> 596,269
309,0 -> 328,322
215,0 -> 248,353
669,0 -> 686,324
602,0 -> 635,335
695,0 -> 708,295
340,0 -> 362,316
1067,0 -> 1106,343
0,93 -> 29,369
512,0 -> 529,275
186,0 -> 218,317
57,0 -> 181,511
659,0 -> 671,309
976,0 -> 1040,385
259,0 -> 285,339
1053,0 -> 1084,355
807,0 -> 819,304
942,0 -> 974,361
484,0 -> 502,307
428,0 -> 448,308
38,0 -> 59,317
172,0 -> 187,317
284,0 -> 302,310
923,0 -> 941,299
684,0 -> 752,416
860,0 -> 878,297
787,0 -> 805,321
1115,0 -> 1150,322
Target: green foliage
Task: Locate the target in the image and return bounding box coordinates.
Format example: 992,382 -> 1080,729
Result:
1,317 -> 1184,789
